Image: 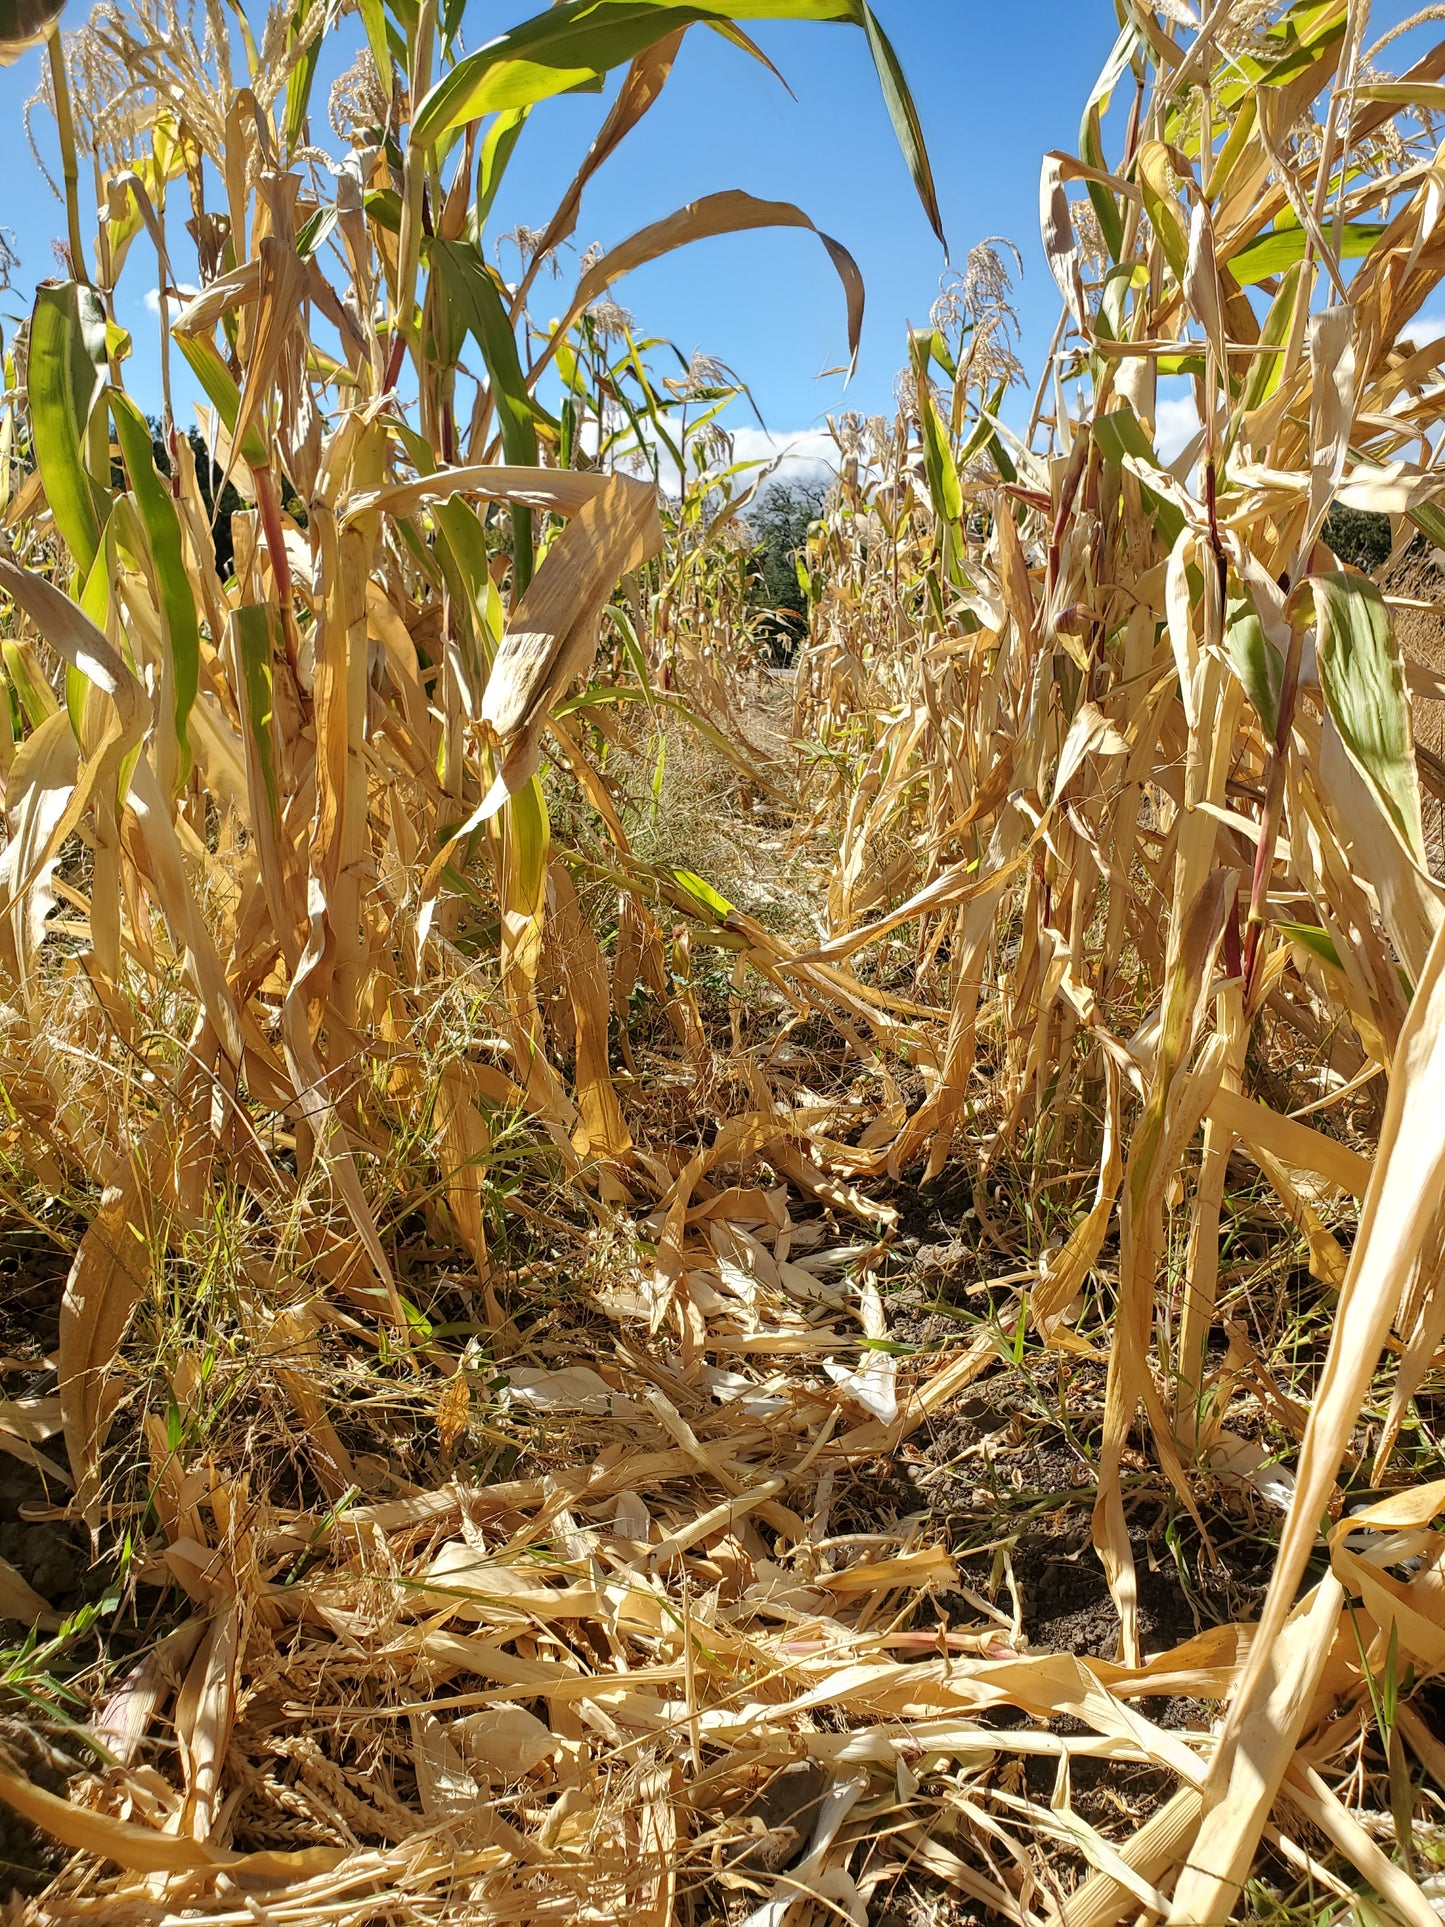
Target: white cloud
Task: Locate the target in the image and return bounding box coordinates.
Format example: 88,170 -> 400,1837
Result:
592,415 -> 841,498
1400,310 -> 1445,348
142,283 -> 198,316
1154,393 -> 1201,464
727,426 -> 838,491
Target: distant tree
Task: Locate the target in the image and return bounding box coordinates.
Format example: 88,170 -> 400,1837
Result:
745,477 -> 827,660
1323,503 -> 1392,575
144,418 -> 261,580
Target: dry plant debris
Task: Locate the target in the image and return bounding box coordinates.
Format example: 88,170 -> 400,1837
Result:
3,0 -> 1445,1923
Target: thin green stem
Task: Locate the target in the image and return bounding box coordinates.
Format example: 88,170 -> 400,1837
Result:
395,0 -> 438,367
47,27 -> 90,288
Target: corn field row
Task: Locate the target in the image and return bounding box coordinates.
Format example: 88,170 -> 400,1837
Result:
1,0 -> 1445,1922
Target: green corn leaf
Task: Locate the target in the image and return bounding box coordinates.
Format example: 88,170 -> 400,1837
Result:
2,640 -> 59,728
227,0 -> 262,78
856,2 -> 944,249
433,493 -> 504,681
560,394 -> 578,468
413,2 -> 803,138
282,0 -> 323,154
917,384 -> 962,527
1092,405 -> 1153,472
1090,262 -> 1140,393
429,238 -> 551,594
1136,142 -> 1189,286
63,660 -> 87,743
234,615 -> 275,762
412,1 -> 943,246
1312,571 -> 1426,862
1208,94 -> 1258,203
380,420 -> 449,601
606,605 -> 653,697
386,417 -> 439,478
948,377 -> 1015,485
1079,101 -> 1124,263
1224,595 -> 1284,737
357,0 -> 392,94
364,187 -> 403,233
1409,499 -> 1445,551
672,867 -> 734,920
1216,0 -> 1345,106
954,383 -> 1000,474
1239,261 -> 1302,415
501,772 -> 550,978
1077,19 -> 1135,262
1226,221 -> 1383,287
232,604 -> 287,918
430,242 -> 561,462
296,205 -> 338,259
62,504 -> 117,747
110,392 -> 200,778
1092,402 -> 1184,546
1262,0 -> 1346,81
910,327 -> 955,382
28,281 -> 109,575
1275,921 -> 1344,970
558,684 -> 780,794
103,154 -> 170,284
475,108 -> 529,232
173,332 -> 270,469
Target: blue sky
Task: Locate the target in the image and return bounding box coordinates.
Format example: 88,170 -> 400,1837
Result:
462,1 -> 1124,440
1,1 -> 1440,469
0,1 -> 1119,447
